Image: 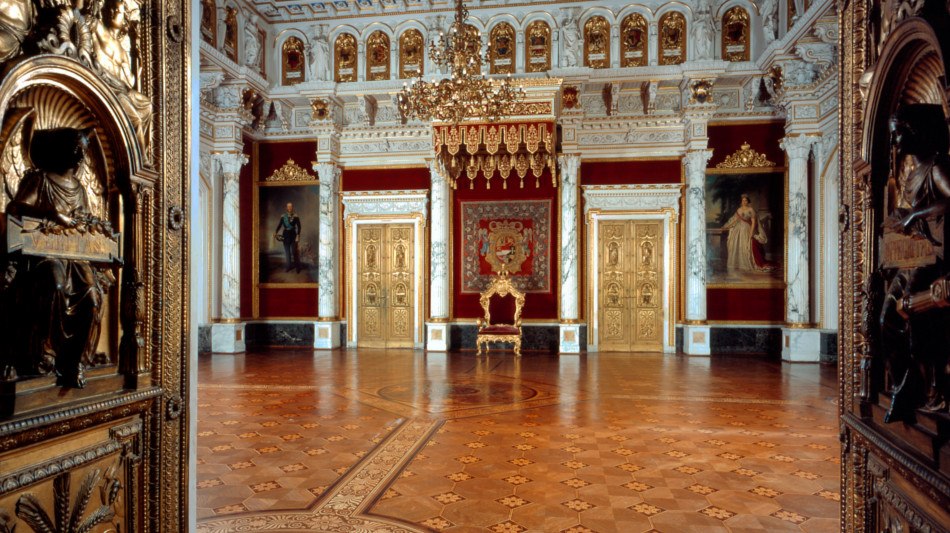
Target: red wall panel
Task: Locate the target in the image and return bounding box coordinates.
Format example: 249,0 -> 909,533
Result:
707,287 -> 784,322
580,159 -> 682,185
342,167 -> 430,191
258,287 -> 318,318
239,137 -> 254,317
259,141 -> 317,179
453,172 -> 559,320
707,122 -> 785,168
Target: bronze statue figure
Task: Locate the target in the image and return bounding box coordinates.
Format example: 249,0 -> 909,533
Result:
2,126 -> 117,388
876,103 -> 950,422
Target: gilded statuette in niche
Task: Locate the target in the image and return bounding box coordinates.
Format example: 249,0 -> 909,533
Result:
722,6 -> 750,62
489,23 -> 515,75
399,28 -> 424,78
335,32 -> 357,82
282,37 -> 306,86
366,30 -> 390,81
584,16 -> 610,68
620,13 -> 648,67
659,11 -> 686,65
525,21 -> 550,73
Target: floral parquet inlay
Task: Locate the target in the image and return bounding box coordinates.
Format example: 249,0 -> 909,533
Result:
197,349 -> 839,532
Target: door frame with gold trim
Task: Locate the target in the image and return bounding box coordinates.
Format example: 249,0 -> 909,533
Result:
583,185 -> 682,353
342,191 -> 428,348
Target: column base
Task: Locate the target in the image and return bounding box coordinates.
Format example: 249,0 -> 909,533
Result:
210,323 -> 246,353
683,324 -> 711,356
781,327 -> 821,362
426,322 -> 450,352
314,321 -> 342,349
559,323 -> 582,354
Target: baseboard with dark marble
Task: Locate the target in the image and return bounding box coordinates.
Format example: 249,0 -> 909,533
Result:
447,324 -> 583,353
819,331 -> 838,363
198,325 -> 211,353
246,322 -> 315,348
674,325 -> 783,356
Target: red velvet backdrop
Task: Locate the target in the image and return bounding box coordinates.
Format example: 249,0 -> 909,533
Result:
707,121 -> 787,323
241,140 -> 319,319
580,159 -> 682,185
453,170 -> 559,320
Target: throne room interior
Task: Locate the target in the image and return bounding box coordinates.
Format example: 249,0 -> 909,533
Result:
0,0 -> 947,531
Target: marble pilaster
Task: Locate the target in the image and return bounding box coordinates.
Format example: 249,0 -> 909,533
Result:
683,149 -> 713,355
558,154 -> 582,353
426,160 -> 451,351
780,134 -> 820,361
212,151 -> 248,354
314,162 -> 342,348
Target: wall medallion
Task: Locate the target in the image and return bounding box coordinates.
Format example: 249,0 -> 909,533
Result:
658,11 -> 687,65
335,32 -> 357,82
620,13 -> 648,67
525,20 -> 551,73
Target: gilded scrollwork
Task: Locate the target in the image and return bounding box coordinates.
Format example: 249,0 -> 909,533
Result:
583,16 -> 610,69
722,6 -> 750,62
620,13 -> 647,68
366,30 -> 389,81
658,11 -> 686,65
489,22 -> 515,75
335,32 -> 357,82
281,36 -> 305,86
398,28 -> 424,79
524,21 -> 550,73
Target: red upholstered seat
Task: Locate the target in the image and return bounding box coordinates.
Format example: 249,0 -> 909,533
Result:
479,325 -> 519,335
487,294 -> 517,325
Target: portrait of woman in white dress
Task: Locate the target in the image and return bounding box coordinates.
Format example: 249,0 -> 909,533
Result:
722,194 -> 776,273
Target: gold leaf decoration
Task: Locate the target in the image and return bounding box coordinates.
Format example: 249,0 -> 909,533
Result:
716,142 -> 776,169
266,159 -> 317,181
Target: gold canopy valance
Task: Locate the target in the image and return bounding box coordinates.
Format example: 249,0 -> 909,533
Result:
432,121 -> 558,189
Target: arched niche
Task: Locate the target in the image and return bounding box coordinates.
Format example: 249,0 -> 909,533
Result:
584,15 -> 610,68
281,36 -> 306,85
335,32 -> 358,82
620,12 -> 649,67
366,30 -> 391,81
722,5 -> 751,61
658,10 -> 687,65
398,28 -> 425,78
524,20 -> 551,72
489,22 -> 516,74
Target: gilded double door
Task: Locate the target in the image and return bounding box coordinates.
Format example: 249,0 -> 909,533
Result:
357,224 -> 415,348
598,220 -> 664,351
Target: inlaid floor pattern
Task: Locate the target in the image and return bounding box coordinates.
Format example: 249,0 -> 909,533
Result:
197,350 -> 839,533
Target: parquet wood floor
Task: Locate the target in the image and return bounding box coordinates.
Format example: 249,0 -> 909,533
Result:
197,349 -> 839,532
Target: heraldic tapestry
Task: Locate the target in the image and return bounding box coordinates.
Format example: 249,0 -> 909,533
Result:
460,200 -> 552,293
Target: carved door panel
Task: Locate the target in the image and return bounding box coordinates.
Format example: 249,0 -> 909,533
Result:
598,220 -> 663,351
357,224 -> 414,348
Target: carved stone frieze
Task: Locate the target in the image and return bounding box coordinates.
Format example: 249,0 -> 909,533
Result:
341,191 -> 428,220
583,184 -> 681,214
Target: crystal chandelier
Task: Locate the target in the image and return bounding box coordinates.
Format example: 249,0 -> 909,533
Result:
397,0 -> 524,125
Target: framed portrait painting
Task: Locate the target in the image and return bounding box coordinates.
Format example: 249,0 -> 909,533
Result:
704,170 -> 785,287
253,163 -> 320,288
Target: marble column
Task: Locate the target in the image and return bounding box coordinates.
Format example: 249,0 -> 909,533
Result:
426,160 -> 451,351
558,154 -> 582,353
314,162 -> 342,349
211,151 -> 248,353
780,134 -> 820,361
683,149 -> 713,355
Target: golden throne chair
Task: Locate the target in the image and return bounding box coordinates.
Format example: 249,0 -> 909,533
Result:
475,271 -> 525,356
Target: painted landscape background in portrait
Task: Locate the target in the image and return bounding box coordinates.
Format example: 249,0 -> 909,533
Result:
257,184 -> 319,284
705,172 -> 784,286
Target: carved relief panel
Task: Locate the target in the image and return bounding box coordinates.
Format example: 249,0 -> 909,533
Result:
223,6 -> 238,62
489,22 -> 515,74
598,220 -> 663,351
722,6 -> 750,62
524,20 -> 551,72
357,224 -> 414,348
201,0 -> 216,45
282,37 -> 306,85
335,32 -> 357,82
366,30 -> 390,81
399,28 -> 424,78
658,11 -> 687,65
584,16 -> 610,68
620,13 -> 648,67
